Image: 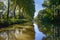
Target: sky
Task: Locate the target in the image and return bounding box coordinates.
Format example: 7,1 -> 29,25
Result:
34,0 -> 44,17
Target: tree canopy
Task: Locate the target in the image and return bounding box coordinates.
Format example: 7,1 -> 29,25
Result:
36,0 -> 60,40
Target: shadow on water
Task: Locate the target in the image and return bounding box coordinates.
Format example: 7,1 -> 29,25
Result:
33,23 -> 46,40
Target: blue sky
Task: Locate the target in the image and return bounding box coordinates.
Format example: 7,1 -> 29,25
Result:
34,0 -> 44,17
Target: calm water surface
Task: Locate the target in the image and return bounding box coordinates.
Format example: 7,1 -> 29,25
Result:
34,23 -> 46,40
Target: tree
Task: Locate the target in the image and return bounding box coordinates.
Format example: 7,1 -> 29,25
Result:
11,0 -> 35,20
37,0 -> 60,40
7,0 -> 10,19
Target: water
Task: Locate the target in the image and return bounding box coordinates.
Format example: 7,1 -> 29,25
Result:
33,23 -> 46,40
0,23 -> 46,40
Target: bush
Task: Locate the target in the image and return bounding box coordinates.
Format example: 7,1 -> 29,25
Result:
0,19 -> 28,28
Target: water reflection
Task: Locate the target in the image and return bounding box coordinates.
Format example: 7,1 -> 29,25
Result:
15,29 -> 20,37
33,23 -> 46,40
0,30 -> 20,40
0,32 -> 8,40
0,28 -> 28,40
0,23 -> 46,40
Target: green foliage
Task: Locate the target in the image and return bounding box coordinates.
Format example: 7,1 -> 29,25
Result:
37,0 -> 60,40
11,0 -> 35,19
0,0 -> 35,28
37,0 -> 60,26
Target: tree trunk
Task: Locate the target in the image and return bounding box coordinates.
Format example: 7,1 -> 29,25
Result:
19,9 -> 20,19
13,4 -> 17,19
19,8 -> 24,19
7,0 -> 10,20
19,8 -> 21,19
